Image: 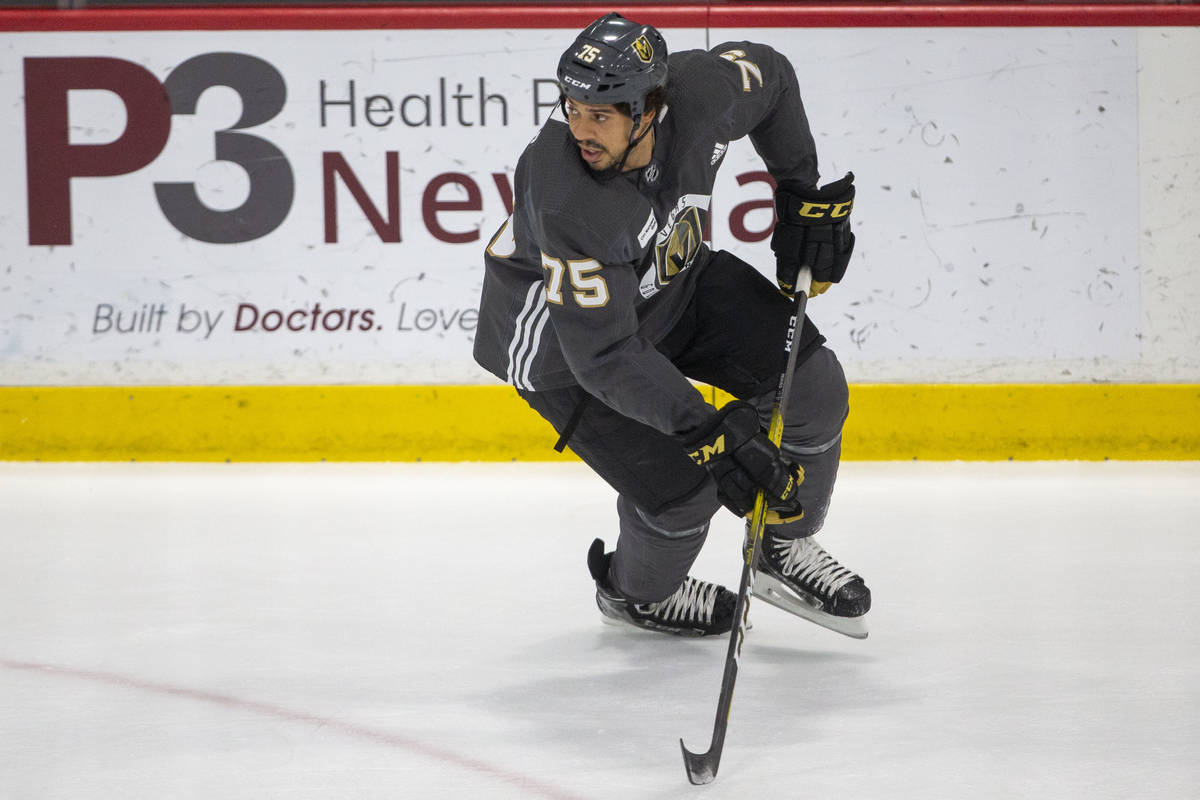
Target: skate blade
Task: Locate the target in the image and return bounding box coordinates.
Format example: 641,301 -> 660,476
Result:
752,573 -> 868,640
598,613 -> 750,636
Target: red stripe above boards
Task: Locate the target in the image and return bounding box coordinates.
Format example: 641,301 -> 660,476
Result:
2,4 -> 1200,32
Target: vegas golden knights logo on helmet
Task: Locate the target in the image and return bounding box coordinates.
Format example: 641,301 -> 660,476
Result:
632,35 -> 654,63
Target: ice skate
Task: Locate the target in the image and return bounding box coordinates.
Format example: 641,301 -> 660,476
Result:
750,533 -> 871,639
587,539 -> 736,637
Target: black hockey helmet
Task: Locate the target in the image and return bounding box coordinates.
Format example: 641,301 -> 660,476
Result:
557,12 -> 668,128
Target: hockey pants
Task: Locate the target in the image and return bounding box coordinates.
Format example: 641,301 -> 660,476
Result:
519,253 -> 849,605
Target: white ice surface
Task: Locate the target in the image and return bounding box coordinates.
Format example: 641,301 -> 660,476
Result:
2,461 -> 1198,799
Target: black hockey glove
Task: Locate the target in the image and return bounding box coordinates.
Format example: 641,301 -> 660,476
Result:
770,172 -> 856,297
680,401 -> 804,522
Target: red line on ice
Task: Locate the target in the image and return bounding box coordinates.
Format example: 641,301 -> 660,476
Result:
2,657 -> 587,800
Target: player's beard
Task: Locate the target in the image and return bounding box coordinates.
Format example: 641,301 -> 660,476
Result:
577,140 -> 619,171
576,140 -> 634,181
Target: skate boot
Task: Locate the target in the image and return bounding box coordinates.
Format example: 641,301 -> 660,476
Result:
750,532 -> 871,639
587,538 -> 736,637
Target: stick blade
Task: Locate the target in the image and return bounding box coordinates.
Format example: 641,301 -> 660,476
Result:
680,739 -> 719,785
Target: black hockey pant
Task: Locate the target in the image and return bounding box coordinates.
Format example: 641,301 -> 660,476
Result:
519,251 -> 849,605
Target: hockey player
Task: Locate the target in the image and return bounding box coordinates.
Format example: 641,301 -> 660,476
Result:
473,13 -> 870,638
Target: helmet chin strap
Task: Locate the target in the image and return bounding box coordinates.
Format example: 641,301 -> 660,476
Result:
595,116 -> 654,181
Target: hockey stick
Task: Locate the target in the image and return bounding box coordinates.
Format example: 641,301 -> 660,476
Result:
680,266 -> 812,785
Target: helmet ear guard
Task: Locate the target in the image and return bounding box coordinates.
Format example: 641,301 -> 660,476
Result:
557,12 -> 668,132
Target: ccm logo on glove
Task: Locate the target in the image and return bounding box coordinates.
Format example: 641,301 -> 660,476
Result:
791,199 -> 853,221
679,401 -> 804,521
771,172 -> 857,296
688,435 -> 726,466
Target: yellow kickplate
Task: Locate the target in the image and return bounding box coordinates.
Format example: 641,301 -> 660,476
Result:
1,384 -> 1197,462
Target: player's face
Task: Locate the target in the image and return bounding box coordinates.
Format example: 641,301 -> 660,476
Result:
564,99 -> 636,171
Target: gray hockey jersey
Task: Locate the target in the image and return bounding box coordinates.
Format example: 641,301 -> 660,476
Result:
473,42 -> 821,436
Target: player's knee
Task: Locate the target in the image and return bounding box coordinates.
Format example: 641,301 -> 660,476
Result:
773,347 -> 848,446
621,486 -> 720,538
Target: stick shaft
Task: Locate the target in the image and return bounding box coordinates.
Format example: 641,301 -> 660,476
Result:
680,268 -> 812,784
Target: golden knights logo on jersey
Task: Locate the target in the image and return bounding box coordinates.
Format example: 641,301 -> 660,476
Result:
655,206 -> 703,284
639,194 -> 710,298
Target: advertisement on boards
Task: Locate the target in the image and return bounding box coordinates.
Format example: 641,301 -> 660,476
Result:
1,26 -> 1139,385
